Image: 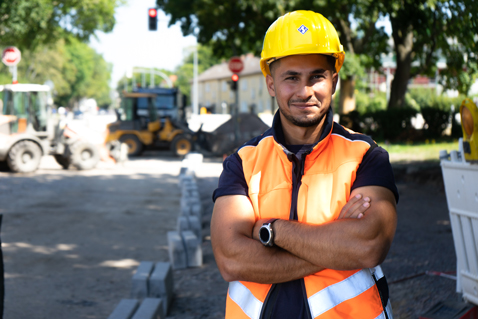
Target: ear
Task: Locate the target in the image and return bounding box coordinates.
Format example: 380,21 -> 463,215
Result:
332,72 -> 339,95
266,74 -> 276,97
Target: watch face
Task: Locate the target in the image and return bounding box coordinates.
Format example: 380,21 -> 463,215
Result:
259,226 -> 270,243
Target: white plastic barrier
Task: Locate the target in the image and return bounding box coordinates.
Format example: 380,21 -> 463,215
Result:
441,138 -> 478,306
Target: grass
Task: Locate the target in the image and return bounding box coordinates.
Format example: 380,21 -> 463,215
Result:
379,140 -> 460,163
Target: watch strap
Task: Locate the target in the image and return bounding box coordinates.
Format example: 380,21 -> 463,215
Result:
263,218 -> 279,225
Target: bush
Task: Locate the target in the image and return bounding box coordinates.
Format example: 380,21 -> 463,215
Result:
420,107 -> 449,138
364,107 -> 418,141
355,91 -> 387,114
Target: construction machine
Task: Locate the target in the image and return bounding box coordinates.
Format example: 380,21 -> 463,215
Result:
105,92 -> 193,157
0,84 -> 109,173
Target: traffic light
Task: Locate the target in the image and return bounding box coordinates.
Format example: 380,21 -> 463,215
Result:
229,74 -> 239,91
148,8 -> 157,31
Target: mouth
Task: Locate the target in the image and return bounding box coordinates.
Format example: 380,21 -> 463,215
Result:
289,103 -> 318,109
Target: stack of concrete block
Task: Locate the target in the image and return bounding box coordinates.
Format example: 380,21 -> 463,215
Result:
106,261 -> 175,319
167,230 -> 202,269
167,152 -> 204,270
108,298 -> 163,319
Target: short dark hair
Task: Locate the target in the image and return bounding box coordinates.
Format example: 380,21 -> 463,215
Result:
326,55 -> 337,73
269,54 -> 336,76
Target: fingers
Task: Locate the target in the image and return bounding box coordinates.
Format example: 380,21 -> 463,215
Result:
338,194 -> 371,219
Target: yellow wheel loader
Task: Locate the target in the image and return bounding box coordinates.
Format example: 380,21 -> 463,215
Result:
105,92 -> 193,157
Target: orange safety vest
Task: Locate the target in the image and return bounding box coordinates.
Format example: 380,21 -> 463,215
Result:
225,117 -> 393,319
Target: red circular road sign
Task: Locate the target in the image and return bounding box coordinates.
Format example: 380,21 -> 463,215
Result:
228,57 -> 244,74
2,47 -> 21,66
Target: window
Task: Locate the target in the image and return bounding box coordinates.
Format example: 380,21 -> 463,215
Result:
222,81 -> 227,92
241,78 -> 247,90
205,83 -> 210,92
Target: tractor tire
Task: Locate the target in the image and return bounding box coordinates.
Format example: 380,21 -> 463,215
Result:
6,140 -> 42,173
120,134 -> 143,156
171,134 -> 192,157
54,155 -> 71,169
69,141 -> 100,170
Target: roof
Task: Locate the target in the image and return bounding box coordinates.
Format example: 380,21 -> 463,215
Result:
198,55 -> 263,82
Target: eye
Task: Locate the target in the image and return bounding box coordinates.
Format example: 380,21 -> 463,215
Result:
311,74 -> 325,80
285,76 -> 298,81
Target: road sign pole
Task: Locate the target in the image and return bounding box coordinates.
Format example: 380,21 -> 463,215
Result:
234,84 -> 239,144
228,57 -> 244,145
10,66 -> 17,84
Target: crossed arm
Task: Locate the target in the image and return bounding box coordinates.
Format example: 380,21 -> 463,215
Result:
210,186 -> 397,284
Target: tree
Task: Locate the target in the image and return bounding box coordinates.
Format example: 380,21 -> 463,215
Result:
55,38 -> 112,108
0,38 -> 112,108
116,68 -> 175,94
0,0 -> 121,51
439,48 -> 478,96
157,0 -> 388,114
378,0 -> 478,108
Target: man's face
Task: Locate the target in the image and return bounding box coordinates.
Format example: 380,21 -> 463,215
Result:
266,54 -> 338,128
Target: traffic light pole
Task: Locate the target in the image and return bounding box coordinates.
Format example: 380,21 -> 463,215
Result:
234,87 -> 239,145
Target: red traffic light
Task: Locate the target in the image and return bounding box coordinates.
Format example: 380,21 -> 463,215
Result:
148,8 -> 157,18
231,74 -> 239,82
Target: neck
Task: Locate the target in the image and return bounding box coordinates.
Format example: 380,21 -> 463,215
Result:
280,113 -> 327,145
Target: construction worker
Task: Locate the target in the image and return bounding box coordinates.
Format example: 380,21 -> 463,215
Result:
211,10 -> 398,319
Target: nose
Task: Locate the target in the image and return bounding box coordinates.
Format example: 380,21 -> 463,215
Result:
296,83 -> 314,100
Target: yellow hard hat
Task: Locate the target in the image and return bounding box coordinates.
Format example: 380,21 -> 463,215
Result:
260,10 -> 345,77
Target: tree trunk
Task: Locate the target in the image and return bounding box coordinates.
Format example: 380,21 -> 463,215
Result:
388,22 -> 414,109
339,77 -> 356,114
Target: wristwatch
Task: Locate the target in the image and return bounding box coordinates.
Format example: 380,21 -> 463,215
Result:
259,218 -> 279,246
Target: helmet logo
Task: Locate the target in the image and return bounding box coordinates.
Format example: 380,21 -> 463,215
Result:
298,25 -> 309,34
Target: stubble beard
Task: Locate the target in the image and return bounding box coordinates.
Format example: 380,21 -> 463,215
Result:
279,99 -> 328,128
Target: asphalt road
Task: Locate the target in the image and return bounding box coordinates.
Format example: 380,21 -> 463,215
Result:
0,154 -> 462,319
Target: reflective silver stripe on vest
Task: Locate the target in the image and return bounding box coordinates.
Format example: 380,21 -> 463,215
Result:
371,265 -> 384,280
373,300 -> 394,319
308,269 -> 376,318
385,300 -> 393,319
228,281 -> 263,319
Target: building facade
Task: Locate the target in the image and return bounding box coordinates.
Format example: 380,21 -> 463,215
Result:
194,54 -> 277,115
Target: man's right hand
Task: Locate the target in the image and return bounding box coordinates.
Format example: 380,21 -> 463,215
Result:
338,194 -> 371,220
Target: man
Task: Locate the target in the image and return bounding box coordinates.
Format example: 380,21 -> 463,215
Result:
211,10 -> 398,319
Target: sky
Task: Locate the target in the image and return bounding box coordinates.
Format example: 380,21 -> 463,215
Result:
89,0 -> 197,88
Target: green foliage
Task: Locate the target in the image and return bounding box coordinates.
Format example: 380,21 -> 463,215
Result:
439,47 -> 478,95
118,45 -> 222,104
405,88 -> 465,138
116,68 -> 174,94
364,107 -> 418,141
0,39 -> 112,108
157,0 -> 387,61
339,54 -> 368,81
377,0 -> 478,108
354,91 -> 387,114
0,0 -> 122,51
